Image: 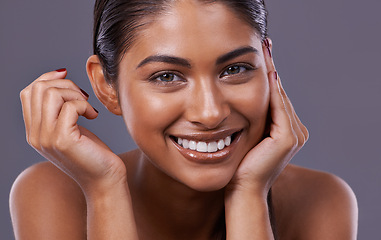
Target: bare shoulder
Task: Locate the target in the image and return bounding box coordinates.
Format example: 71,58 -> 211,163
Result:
272,164 -> 358,240
10,161 -> 86,240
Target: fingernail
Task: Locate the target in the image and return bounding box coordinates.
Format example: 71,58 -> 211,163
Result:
274,71 -> 278,81
93,107 -> 99,113
267,47 -> 272,58
263,38 -> 270,47
80,88 -> 89,98
55,68 -> 66,72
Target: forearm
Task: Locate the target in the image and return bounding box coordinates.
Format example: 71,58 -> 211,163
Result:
85,183 -> 139,240
225,190 -> 274,240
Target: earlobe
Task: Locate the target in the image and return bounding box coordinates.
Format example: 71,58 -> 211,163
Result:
86,55 -> 122,116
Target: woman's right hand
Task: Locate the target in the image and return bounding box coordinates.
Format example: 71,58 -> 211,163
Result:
20,69 -> 127,195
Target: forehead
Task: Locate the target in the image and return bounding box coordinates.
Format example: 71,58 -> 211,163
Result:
124,0 -> 260,66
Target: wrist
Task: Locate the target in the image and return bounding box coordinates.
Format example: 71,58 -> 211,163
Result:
225,180 -> 270,203
224,188 -> 274,240
225,186 -> 268,208
82,178 -> 130,203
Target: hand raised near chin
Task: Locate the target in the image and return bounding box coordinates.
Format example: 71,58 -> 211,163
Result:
20,69 -> 127,196
227,70 -> 309,198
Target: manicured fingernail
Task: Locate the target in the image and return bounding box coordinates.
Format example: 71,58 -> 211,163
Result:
267,47 -> 272,58
80,88 -> 89,98
263,38 -> 270,47
55,68 -> 66,72
93,107 -> 99,113
274,71 -> 278,81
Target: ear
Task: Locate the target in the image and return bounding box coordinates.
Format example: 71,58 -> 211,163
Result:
86,55 -> 122,115
262,38 -> 276,74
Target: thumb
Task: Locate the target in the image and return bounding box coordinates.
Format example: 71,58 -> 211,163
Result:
78,125 -> 112,151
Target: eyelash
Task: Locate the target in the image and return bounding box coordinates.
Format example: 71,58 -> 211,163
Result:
219,63 -> 255,78
148,71 -> 185,85
148,63 -> 255,85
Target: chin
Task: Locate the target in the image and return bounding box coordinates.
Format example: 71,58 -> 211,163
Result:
179,169 -> 235,193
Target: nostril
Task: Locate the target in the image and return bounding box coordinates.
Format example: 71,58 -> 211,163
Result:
187,103 -> 230,129
186,82 -> 230,129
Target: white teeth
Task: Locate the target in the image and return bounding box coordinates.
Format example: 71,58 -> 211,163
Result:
189,140 -> 197,150
225,136 -> 231,146
196,142 -> 207,152
207,142 -> 218,153
183,139 -> 189,148
217,139 -> 225,150
175,135 -> 233,153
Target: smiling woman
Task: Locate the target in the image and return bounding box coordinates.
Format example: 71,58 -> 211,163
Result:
11,0 -> 358,239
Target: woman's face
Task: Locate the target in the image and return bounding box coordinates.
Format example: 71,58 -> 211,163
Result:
117,0 -> 270,191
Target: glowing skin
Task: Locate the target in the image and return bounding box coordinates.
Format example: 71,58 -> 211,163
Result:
117,1 -> 269,191
14,1 -> 357,239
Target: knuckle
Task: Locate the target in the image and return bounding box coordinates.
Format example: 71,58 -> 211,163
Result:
297,134 -> 305,147
291,133 -> 299,148
52,136 -> 70,152
62,101 -> 75,111
38,72 -> 54,81
63,79 -> 76,87
45,87 -> 59,100
31,80 -> 48,94
303,126 -> 310,142
19,88 -> 30,100
27,136 -> 40,150
60,79 -> 78,91
284,132 -> 298,150
39,134 -> 53,150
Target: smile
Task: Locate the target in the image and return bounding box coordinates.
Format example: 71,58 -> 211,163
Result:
175,136 -> 231,153
170,130 -> 242,163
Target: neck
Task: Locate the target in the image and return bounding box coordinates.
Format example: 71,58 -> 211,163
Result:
126,150 -> 225,239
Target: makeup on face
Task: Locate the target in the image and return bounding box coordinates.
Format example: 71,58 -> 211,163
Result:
116,1 -> 270,191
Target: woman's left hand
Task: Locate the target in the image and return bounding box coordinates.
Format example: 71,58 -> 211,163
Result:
226,41 -> 309,198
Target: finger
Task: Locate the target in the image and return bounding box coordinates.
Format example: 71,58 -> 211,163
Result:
28,79 -> 89,147
263,39 -> 296,139
40,88 -> 90,136
36,68 -> 68,81
262,38 -> 276,74
55,100 -> 98,141
268,71 -> 294,138
20,88 -> 32,139
277,78 -> 309,144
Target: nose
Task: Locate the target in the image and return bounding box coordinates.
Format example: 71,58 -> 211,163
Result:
185,79 -> 230,129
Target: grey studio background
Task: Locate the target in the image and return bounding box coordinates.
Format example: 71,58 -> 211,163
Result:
1,0 -> 380,239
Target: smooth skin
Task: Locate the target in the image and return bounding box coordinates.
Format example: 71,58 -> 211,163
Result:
11,1 -> 357,239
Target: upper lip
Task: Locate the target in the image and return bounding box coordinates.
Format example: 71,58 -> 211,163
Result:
170,128 -> 242,142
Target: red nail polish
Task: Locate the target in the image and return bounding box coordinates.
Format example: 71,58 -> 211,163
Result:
93,107 -> 99,113
80,88 -> 89,98
55,68 -> 66,72
274,71 -> 278,81
264,39 -> 270,47
267,47 -> 272,58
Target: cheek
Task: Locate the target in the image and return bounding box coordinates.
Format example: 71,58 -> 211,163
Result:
119,84 -> 184,145
227,78 -> 270,122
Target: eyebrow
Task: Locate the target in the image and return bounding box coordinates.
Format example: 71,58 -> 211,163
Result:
136,46 -> 258,69
216,46 -> 259,65
136,55 -> 191,69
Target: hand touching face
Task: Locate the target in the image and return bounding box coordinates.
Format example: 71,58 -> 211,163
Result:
112,1 -> 270,191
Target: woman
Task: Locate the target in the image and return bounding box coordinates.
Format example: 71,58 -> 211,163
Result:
11,0 -> 358,239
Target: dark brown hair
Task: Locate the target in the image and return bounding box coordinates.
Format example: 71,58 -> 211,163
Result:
93,0 -> 268,85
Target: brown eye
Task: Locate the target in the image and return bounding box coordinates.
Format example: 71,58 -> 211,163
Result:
220,65 -> 250,77
227,66 -> 241,74
149,71 -> 185,86
159,73 -> 175,82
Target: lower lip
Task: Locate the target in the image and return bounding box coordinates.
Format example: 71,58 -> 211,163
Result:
171,132 -> 242,164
